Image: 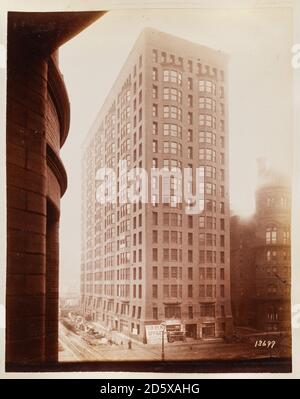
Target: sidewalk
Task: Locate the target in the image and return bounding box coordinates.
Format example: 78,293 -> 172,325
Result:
89,321 -> 144,347
89,321 -> 224,348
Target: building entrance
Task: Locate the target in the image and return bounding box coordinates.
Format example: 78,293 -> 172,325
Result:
185,324 -> 197,338
202,323 -> 215,338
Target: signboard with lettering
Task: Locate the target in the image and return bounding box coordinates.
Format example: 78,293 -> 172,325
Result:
145,324 -> 167,344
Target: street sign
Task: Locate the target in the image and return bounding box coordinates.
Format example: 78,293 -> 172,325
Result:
145,324 -> 167,344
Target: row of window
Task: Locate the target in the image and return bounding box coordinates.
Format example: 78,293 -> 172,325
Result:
160,304 -> 221,319
152,104 -> 224,129
116,284 -> 130,298
153,85 -> 222,111
98,305 -> 221,325
152,248 -> 182,262
153,139 -> 225,161
152,68 -> 220,95
152,212 -> 226,229
161,87 -> 182,102
199,250 -> 225,264
101,301 -> 142,319
152,230 -> 225,245
104,284 -> 143,299
199,114 -> 217,128
266,250 -> 290,262
92,264 -> 226,284
152,247 -> 225,263
153,212 -> 183,226
265,227 -> 290,245
152,266 -> 225,280
101,134 -> 225,170
152,230 -> 182,244
153,306 -> 223,321
152,68 -> 182,84
266,196 -> 289,209
152,182 -> 225,199
101,210 -> 227,245
96,236 -> 225,268
162,140 -> 182,155
152,284 -> 225,299
152,160 -> 225,182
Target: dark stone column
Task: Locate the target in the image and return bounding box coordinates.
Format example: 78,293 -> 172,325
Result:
6,51 -> 48,364
45,202 -> 59,362
6,11 -> 104,369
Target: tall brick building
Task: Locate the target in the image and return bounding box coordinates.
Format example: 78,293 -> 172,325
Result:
230,216 -> 256,327
230,162 -> 291,332
81,28 -> 233,343
6,11 -> 103,368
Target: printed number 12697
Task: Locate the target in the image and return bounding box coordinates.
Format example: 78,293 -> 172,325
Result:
254,340 -> 276,348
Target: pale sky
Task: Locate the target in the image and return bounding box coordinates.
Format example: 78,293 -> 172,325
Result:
58,8 -> 293,293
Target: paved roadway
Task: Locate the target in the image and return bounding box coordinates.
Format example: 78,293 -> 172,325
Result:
59,322 -> 161,361
59,322 -> 286,362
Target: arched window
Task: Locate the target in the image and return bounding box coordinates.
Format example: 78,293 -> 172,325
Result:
266,226 -> 277,244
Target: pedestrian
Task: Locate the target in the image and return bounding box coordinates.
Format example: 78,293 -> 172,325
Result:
128,340 -> 132,350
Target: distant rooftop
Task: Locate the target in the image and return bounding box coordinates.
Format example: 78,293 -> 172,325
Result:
256,158 -> 291,189
83,27 -> 228,148
140,27 -> 229,63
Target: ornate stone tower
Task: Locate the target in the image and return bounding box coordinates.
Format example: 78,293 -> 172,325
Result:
254,161 -> 291,332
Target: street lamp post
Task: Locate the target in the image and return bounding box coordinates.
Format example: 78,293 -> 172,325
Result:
160,323 -> 166,361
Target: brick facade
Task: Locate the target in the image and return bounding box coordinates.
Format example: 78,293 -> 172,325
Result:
230,165 -> 291,333
6,11 -> 103,368
81,28 -> 233,343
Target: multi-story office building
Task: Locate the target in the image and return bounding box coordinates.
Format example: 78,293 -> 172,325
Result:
230,162 -> 291,332
81,28 -> 233,342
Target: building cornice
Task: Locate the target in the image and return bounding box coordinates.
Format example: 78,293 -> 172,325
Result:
47,56 -> 70,147
7,11 -> 106,56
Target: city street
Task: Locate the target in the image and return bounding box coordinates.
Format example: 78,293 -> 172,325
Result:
59,321 -> 288,362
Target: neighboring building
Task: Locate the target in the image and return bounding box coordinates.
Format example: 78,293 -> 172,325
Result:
60,295 -> 80,311
60,288 -> 81,310
81,28 -> 233,343
254,165 -> 291,332
230,216 -> 256,327
230,162 -> 291,332
6,11 -> 103,368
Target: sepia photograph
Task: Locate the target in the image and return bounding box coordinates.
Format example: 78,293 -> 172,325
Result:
2,0 -> 300,378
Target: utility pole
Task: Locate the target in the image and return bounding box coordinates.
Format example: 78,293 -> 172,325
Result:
160,323 -> 166,361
